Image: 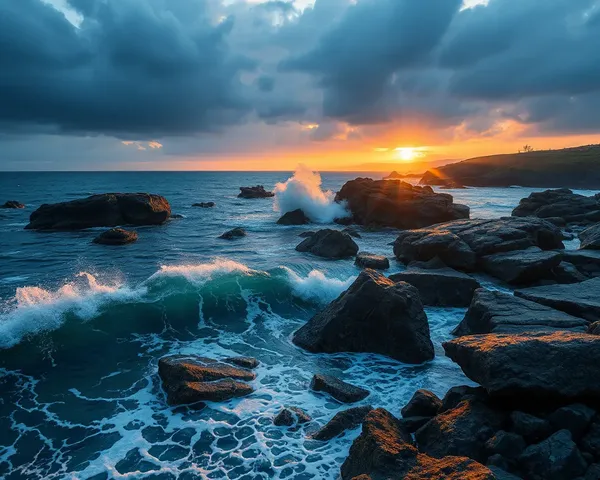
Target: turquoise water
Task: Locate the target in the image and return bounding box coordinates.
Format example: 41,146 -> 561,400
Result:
0,172 -> 594,479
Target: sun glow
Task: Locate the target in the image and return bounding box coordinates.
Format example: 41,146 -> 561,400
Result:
394,147 -> 418,162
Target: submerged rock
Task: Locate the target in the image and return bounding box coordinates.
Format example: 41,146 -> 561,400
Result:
93,228 -> 138,246
277,209 -> 310,225
334,178 -> 470,229
293,270 -> 434,364
238,185 -> 274,199
223,356 -> 259,369
580,223 -> 600,250
273,407 -> 311,427
219,227 -> 247,240
26,193 -> 171,230
1,200 -> 25,209
342,226 -> 361,238
192,202 -> 215,208
295,229 -> 358,259
311,406 -> 372,441
354,252 -> 389,270
310,374 -> 370,404
480,247 -> 562,285
512,188 -> 600,225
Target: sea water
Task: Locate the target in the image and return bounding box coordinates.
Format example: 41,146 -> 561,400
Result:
0,171 -> 594,479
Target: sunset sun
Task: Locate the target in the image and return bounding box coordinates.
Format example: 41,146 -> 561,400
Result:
395,147 -> 418,162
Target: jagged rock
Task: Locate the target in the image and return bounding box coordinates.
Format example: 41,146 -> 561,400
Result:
223,356 -> 259,369
192,202 -> 215,208
238,185 -> 274,199
485,431 -> 527,460
582,422 -> 600,459
354,253 -> 389,270
219,227 -> 246,240
311,406 -> 372,441
170,213 -> 184,219
277,209 -> 310,225
158,355 -> 255,405
519,429 -> 587,480
398,416 -> 432,433
401,389 -> 442,418
310,374 -> 370,404
510,411 -> 552,443
295,229 -> 358,259
589,321 -> 600,335
26,193 -> 171,230
580,224 -> 600,250
93,228 -> 138,245
1,200 -> 24,209
513,188 -> 600,225
552,261 -> 589,284
452,289 -> 588,336
273,407 -> 311,427
480,247 -> 562,285
549,404 -> 596,440
440,385 -> 488,413
342,227 -> 362,238
334,178 -> 469,229
562,250 -> 600,278
515,277 -> 600,321
390,267 -> 480,307
444,332 -> 600,399
293,270 -> 434,364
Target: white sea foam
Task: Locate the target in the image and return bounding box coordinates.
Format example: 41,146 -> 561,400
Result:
283,267 -> 354,304
150,259 -> 255,285
274,165 -> 349,223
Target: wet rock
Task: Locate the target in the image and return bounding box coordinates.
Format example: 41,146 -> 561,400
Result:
486,454 -> 510,471
277,209 -> 310,225
401,389 -> 442,418
552,261 -> 589,284
452,289 -> 587,336
192,202 -> 215,208
334,178 -> 469,229
582,422 -> 600,460
485,430 -> 527,460
293,270 -> 434,364
581,224 -> 600,250
398,416 -> 432,433
26,193 -> 171,230
549,404 -> 596,440
219,227 -> 246,240
223,356 -> 259,369
444,332 -> 600,399
354,253 -> 389,270
1,200 -> 24,209
390,267 -> 480,307
440,385 -> 488,413
295,229 -> 358,258
480,247 -> 562,285
273,407 -> 311,427
589,322 -> 600,335
342,226 -> 361,238
93,228 -> 138,245
158,355 -> 255,405
170,213 -> 184,219
513,188 -> 600,225
510,411 -> 552,443
238,185 -> 274,199
310,374 -> 370,404
562,250 -> 600,278
311,406 -> 372,441
515,277 -> 600,321
519,429 -> 587,480
489,465 -> 523,479
299,230 -> 316,238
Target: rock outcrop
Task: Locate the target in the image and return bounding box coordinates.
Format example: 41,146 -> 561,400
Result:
1,200 -> 25,209
310,374 -> 370,404
273,407 -> 311,427
192,202 -> 215,208
334,178 -> 469,229
25,193 -> 171,230
219,227 -> 247,240
277,209 -> 310,225
354,252 -> 390,270
295,229 -> 359,259
238,185 -> 274,199
93,228 -> 138,245
579,224 -> 600,250
480,247 -> 562,285
292,270 -> 434,364
512,189 -> 600,225
311,406 -> 372,441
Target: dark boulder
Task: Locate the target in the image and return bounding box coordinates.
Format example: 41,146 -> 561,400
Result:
390,267 -> 480,307
296,229 -> 358,258
310,374 -> 370,404
273,407 -> 311,427
582,422 -> 600,459
311,406 -> 372,441
519,429 -> 587,480
342,226 -> 362,238
158,355 -> 255,405
515,277 -> 600,321
354,253 -> 389,270
238,185 -> 274,199
292,270 -> 434,364
277,209 -> 310,225
510,411 -> 552,443
93,228 -> 138,245
580,224 -> 600,250
192,202 -> 215,208
589,322 -> 600,335
26,193 -> 171,230
219,227 -> 246,240
334,178 -> 469,229
223,356 -> 259,369
548,404 -> 596,440
562,250 -> 600,278
513,188 -> 600,225
444,332 -> 600,399
299,231 -> 316,238
440,385 -> 489,413
1,200 -> 24,209
401,389 -> 442,418
480,247 -> 562,285
485,430 -> 527,460
398,416 -> 432,433
552,261 -> 589,284
453,289 -> 588,336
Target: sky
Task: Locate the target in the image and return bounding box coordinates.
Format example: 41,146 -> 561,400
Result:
1,0 -> 600,171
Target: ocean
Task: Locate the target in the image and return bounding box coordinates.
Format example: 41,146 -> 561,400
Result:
0,171 -> 593,479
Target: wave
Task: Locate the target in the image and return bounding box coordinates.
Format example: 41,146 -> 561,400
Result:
273,165 -> 349,223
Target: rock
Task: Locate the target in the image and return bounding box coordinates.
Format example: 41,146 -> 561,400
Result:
513,188 -> 600,225
408,257 -> 449,270
293,270 -> 434,364
342,227 -> 362,238
219,227 -> 246,240
277,209 -> 310,225
238,185 -> 274,199
299,231 -> 316,238
295,229 -> 358,258
26,193 -> 171,230
562,250 -> 600,278
273,407 -> 311,427
414,398 -> 506,462
401,389 -> 442,418
480,247 -> 562,285
452,289 -> 588,336
585,464 -> 600,480
552,261 -> 589,284
340,408 -> 496,480
589,322 -> 600,335
510,411 -> 552,443
398,416 -> 432,433
170,213 -> 184,219
310,374 -> 370,404
440,385 -> 488,413
311,406 -> 372,441
444,332 -> 600,399
192,202 -> 215,208
519,429 -> 587,480
334,178 -> 469,229
390,267 -> 480,307
549,404 -> 596,439
1,200 -> 24,209
92,228 -> 138,245
223,356 -> 259,369
515,277 -> 600,321
158,355 -> 255,405
580,224 -> 600,250
582,422 -> 600,459
489,465 -> 523,479
486,454 -> 510,471
485,431 -> 527,460
393,217 -> 563,271
354,253 -> 389,270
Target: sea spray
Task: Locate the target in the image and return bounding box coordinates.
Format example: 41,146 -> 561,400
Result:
274,165 -> 349,223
